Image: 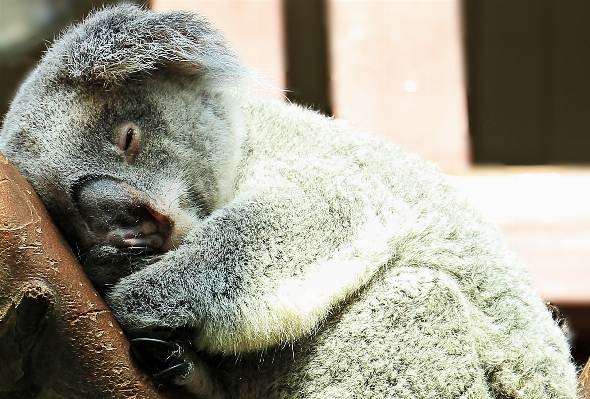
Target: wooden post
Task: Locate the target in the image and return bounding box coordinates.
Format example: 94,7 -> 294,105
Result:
327,0 -> 469,171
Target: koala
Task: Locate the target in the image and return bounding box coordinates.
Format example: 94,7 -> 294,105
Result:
0,5 -> 579,399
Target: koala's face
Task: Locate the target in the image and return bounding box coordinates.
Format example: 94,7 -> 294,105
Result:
0,5 -> 247,287
0,71 -> 240,287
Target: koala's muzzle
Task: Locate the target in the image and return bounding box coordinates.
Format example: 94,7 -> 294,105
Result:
74,177 -> 174,253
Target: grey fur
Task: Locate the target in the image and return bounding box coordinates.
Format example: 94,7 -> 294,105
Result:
50,4 -> 246,84
0,5 -> 578,398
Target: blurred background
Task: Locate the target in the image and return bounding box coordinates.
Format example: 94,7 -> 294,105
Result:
1,0 -> 589,367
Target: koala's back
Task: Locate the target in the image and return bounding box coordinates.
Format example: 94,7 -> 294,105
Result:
216,93 -> 578,398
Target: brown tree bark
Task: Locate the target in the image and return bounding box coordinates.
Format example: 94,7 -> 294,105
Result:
0,152 -> 189,399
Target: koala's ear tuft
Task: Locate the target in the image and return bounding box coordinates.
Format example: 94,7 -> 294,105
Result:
49,4 -> 246,84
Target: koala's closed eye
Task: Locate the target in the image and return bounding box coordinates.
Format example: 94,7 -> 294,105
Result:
115,123 -> 140,163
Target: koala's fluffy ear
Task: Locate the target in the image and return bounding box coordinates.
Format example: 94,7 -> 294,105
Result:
49,4 -> 245,84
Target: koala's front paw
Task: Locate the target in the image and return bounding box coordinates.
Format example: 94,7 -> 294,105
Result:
130,338 -> 193,382
105,264 -> 196,334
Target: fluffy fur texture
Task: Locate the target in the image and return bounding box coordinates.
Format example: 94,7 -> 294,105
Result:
52,5 -> 246,83
0,5 -> 578,398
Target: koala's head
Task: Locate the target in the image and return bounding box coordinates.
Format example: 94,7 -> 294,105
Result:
0,5 -> 247,287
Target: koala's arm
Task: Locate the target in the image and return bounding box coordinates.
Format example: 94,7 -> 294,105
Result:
106,95 -> 403,355
106,179 -> 392,354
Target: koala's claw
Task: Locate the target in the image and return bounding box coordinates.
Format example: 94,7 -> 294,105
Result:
153,362 -> 192,380
130,338 -> 192,382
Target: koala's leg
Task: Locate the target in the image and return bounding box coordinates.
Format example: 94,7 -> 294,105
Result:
270,266 -> 494,398
251,264 -> 575,399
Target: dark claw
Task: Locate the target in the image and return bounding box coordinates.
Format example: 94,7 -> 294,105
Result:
153,362 -> 191,380
120,246 -> 158,256
130,338 -> 192,381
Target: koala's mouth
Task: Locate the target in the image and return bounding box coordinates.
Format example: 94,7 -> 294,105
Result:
73,176 -> 176,254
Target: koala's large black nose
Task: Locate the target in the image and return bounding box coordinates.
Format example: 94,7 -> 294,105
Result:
73,177 -> 174,253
